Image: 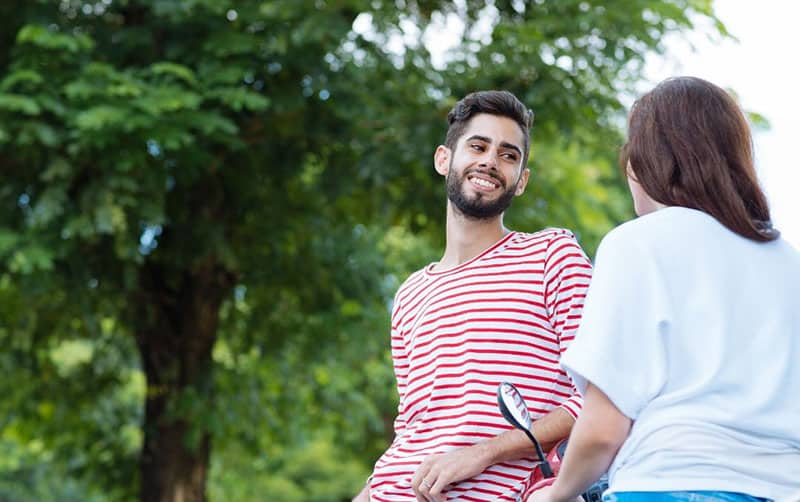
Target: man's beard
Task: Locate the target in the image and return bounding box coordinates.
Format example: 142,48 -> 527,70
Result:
446,166 -> 518,220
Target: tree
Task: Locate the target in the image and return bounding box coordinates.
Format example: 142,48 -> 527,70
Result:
0,1 -> 722,500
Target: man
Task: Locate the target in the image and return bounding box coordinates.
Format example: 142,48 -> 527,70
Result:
354,90 -> 592,501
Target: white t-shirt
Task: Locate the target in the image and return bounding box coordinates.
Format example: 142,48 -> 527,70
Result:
561,207 -> 800,500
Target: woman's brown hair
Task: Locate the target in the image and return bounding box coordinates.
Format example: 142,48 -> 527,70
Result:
620,76 -> 779,242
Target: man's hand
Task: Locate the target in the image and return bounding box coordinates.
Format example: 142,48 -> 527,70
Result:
352,483 -> 369,502
410,445 -> 491,502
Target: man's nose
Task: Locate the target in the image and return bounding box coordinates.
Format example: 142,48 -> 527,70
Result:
478,150 -> 498,169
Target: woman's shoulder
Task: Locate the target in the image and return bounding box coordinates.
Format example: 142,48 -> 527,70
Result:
603,207 -> 708,247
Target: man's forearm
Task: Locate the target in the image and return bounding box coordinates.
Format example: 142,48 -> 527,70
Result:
481,406 -> 576,465
410,405 -> 576,498
530,406 -> 575,452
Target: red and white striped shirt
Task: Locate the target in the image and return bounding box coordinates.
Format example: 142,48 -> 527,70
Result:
370,229 -> 592,501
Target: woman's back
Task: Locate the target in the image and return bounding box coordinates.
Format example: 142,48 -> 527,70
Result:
643,206 -> 799,433
563,206 -> 800,500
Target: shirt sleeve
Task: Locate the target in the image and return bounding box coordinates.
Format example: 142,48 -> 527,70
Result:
560,227 -> 670,420
389,297 -> 409,436
544,231 -> 593,419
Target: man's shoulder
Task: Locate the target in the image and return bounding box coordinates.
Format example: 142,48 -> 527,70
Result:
514,227 -> 577,242
513,228 -> 584,254
390,268 -> 430,316
397,267 -> 428,289
393,267 -> 432,301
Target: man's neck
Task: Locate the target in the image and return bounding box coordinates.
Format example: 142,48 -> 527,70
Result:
434,203 -> 509,271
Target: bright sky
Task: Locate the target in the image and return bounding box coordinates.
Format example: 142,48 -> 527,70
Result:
644,0 -> 800,249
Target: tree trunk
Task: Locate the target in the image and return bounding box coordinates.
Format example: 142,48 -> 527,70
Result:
134,258 -> 235,502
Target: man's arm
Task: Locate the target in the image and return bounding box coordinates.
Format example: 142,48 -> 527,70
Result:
353,287 -> 411,501
480,405 -> 575,463
546,231 -> 593,420
410,406 -> 575,502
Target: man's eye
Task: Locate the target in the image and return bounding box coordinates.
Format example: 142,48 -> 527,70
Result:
502,153 -> 518,161
470,144 -> 484,151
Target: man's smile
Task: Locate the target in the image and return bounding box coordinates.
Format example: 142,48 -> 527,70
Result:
467,173 -> 501,192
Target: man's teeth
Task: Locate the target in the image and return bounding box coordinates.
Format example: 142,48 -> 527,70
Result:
471,177 -> 496,188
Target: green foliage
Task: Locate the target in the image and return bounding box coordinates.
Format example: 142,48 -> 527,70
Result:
0,93 -> 41,115
0,0 -> 725,499
209,436 -> 369,502
16,24 -> 95,52
0,447 -> 108,502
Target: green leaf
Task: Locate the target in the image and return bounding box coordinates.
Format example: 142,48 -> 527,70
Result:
197,63 -> 247,86
74,106 -> 129,131
135,87 -> 202,115
150,127 -> 196,150
51,340 -> 95,377
747,111 -> 770,132
206,87 -> 270,112
259,2 -> 292,20
340,299 -> 362,317
93,199 -> 127,234
182,111 -> 239,136
30,186 -> 68,227
28,122 -> 61,147
16,24 -> 95,52
8,245 -> 54,273
64,80 -> 100,100
41,158 -> 72,182
37,95 -> 69,117
0,229 -> 20,255
84,62 -> 119,78
0,70 -> 44,92
150,62 -> 199,86
108,82 -> 144,98
0,94 -> 41,115
63,214 -> 95,239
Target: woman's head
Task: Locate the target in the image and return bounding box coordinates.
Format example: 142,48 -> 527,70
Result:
620,76 -> 778,242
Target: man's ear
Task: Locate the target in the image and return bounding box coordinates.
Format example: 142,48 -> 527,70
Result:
514,167 -> 530,196
434,145 -> 451,176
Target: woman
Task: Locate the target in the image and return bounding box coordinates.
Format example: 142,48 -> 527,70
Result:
530,77 -> 800,502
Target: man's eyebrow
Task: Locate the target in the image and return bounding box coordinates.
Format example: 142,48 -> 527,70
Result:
465,134 -> 492,144
465,135 -> 523,156
499,141 -> 522,156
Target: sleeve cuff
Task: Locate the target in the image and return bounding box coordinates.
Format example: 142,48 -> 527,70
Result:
559,393 -> 583,420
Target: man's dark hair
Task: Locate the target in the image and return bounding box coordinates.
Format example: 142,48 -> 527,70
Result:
620,76 -> 778,242
445,90 -> 534,167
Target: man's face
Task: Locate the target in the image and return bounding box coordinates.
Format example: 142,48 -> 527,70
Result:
443,114 -> 529,220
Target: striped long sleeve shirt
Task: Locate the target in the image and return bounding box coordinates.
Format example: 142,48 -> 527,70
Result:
370,229 -> 592,501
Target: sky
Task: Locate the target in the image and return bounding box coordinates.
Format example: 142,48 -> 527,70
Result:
644,0 -> 800,249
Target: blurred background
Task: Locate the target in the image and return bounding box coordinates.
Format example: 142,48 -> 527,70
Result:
0,1 -> 792,501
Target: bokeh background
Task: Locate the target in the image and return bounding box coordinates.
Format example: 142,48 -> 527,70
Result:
0,1 -> 788,501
